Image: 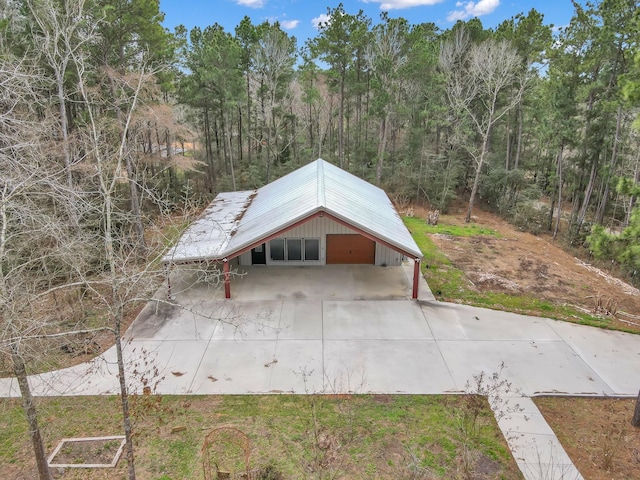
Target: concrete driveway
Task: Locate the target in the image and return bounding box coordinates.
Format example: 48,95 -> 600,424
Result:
4,264 -> 636,479
1,264 -> 638,398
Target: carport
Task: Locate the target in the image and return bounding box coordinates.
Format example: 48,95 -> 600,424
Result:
162,159 -> 423,299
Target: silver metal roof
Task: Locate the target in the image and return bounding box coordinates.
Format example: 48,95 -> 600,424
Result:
162,190 -> 255,263
164,158 -> 423,264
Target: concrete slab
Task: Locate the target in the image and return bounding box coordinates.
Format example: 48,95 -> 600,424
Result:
184,340 -> 285,394
277,301 -> 323,339
509,432 -> 583,480
186,338 -> 325,394
422,302 -> 562,341
437,339 -> 614,396
494,397 -> 584,480
27,359 -> 118,396
323,339 -> 457,393
125,300 -> 233,341
0,377 -> 16,398
174,265 -> 416,301
323,300 -> 433,340
210,301 -> 283,340
546,319 -> 640,395
135,340 -> 211,395
268,339 -> 324,393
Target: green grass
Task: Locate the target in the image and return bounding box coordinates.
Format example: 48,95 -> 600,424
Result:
404,216 -> 468,296
403,218 -> 500,238
403,216 -> 635,333
1,394 -> 522,479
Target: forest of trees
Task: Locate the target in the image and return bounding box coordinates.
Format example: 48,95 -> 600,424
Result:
2,0 -> 639,276
0,1 -> 639,477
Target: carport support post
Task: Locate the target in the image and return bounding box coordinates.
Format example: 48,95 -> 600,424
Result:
412,258 -> 421,300
223,259 -> 231,299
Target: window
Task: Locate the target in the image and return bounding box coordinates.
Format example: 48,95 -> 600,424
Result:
287,239 -> 302,260
269,238 -> 320,262
270,239 -> 285,260
304,238 -> 319,261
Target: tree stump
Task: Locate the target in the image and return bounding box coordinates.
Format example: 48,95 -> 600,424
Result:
426,209 -> 440,226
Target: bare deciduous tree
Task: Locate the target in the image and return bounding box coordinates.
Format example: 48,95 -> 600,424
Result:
251,25 -> 297,181
440,29 -> 528,222
27,0 -> 97,188
0,56 -> 94,480
365,18 -> 409,186
73,50 -> 154,478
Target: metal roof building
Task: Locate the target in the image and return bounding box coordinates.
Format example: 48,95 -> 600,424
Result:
163,158 -> 424,298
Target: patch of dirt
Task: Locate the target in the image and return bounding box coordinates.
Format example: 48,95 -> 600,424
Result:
427,207 -> 640,332
472,453 -> 503,479
49,437 -> 124,466
535,397 -> 640,480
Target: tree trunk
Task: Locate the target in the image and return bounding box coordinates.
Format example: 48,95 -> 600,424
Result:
375,113 -> 388,186
624,157 -> 640,228
576,155 -> 599,230
123,154 -> 146,255
416,147 -> 424,205
114,308 -> 137,480
553,144 -> 564,240
338,74 -> 345,168
514,104 -> 523,169
202,105 -> 215,192
505,113 -> 511,170
223,111 -> 236,191
548,197 -> 556,232
245,73 -> 251,165
107,74 -> 145,254
55,72 -> 73,188
466,159 -> 483,223
595,104 -> 623,226
13,346 -> 53,480
165,129 -> 172,161
307,101 -> 314,152
440,152 -> 454,211
466,133 -> 490,223
236,105 -> 243,164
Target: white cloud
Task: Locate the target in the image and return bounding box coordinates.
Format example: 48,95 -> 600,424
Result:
364,0 -> 444,9
447,0 -> 500,22
552,24 -> 568,34
236,0 -> 265,8
281,19 -> 300,30
312,13 -> 331,29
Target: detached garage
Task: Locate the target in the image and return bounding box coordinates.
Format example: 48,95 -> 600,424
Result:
163,159 -> 423,298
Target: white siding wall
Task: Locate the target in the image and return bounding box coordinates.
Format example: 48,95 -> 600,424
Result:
237,216 -> 402,266
239,251 -> 251,265
375,242 -> 403,266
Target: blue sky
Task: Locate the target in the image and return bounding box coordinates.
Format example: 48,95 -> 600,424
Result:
159,0 -> 581,46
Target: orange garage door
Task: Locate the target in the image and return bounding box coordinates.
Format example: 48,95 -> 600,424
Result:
326,234 -> 375,264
